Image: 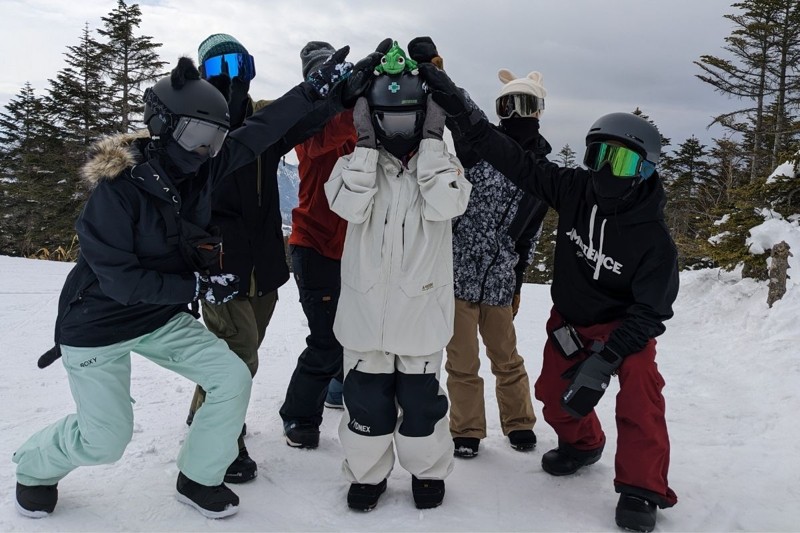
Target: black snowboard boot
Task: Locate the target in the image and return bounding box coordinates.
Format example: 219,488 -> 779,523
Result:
508,429 -> 537,451
284,421 -> 320,449
224,446 -> 257,484
541,444 -> 603,476
453,437 -> 479,458
176,471 -> 239,518
615,493 -> 657,532
412,476 -> 445,509
347,478 -> 387,511
15,482 -> 58,518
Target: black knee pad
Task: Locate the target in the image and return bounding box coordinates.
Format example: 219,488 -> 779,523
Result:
343,369 -> 397,436
396,372 -> 448,437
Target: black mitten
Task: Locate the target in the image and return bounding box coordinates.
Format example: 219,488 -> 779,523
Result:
228,76 -> 251,127
561,342 -> 623,418
407,36 -> 439,63
418,63 -> 468,117
194,273 -> 240,305
340,51 -> 382,107
340,38 -> 392,108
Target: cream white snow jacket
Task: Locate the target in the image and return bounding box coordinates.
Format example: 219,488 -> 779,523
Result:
325,139 -> 472,356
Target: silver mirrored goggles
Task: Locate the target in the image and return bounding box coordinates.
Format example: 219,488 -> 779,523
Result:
495,93 -> 545,119
372,110 -> 425,139
172,117 -> 228,157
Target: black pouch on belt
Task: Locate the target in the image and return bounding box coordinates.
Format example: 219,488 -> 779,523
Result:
550,323 -> 584,359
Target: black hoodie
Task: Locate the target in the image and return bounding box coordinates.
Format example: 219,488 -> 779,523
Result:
461,119 -> 679,357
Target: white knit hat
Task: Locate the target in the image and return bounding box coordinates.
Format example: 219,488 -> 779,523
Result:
497,69 -> 547,99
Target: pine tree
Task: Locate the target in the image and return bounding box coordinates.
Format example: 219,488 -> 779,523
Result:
97,0 -> 167,133
765,0 -> 800,169
0,83 -> 74,256
661,136 -> 712,267
46,22 -> 110,168
694,0 -> 781,181
556,144 -> 576,167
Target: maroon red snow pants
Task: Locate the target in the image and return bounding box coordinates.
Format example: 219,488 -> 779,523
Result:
534,307 -> 678,508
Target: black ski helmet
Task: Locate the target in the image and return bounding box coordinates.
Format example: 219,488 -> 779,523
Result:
365,71 -> 427,157
585,112 -> 661,165
366,71 -> 427,110
143,74 -> 230,139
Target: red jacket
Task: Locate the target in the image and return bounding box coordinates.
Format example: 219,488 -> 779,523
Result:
290,109 -> 356,260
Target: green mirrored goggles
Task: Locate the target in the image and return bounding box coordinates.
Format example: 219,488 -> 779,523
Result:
583,141 -> 655,179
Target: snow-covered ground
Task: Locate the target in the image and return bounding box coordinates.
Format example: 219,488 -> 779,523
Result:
1,254 -> 798,532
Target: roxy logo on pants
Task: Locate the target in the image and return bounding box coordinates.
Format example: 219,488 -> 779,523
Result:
80,357 -> 97,368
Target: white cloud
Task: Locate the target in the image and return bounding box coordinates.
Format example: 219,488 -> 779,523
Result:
0,0 -> 739,161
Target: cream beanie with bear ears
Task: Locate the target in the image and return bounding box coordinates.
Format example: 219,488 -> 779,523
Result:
497,69 -> 547,117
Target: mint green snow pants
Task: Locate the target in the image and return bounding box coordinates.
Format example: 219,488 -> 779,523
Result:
13,312 -> 252,487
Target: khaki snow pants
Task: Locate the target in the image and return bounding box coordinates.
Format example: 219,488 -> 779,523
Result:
445,298 -> 536,439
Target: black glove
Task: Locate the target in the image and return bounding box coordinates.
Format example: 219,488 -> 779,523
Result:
353,97 -> 376,148
418,63 -> 469,117
194,272 -> 240,305
407,36 -> 439,63
306,46 -> 353,99
422,95 -> 446,140
374,37 -> 394,55
561,341 -> 623,419
228,76 -> 251,127
340,38 -> 393,108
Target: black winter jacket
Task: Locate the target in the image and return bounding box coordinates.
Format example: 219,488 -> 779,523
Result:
460,119 -> 679,357
56,83 -> 324,348
208,96 -> 342,296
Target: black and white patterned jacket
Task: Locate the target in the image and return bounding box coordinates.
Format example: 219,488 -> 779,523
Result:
452,122 -> 550,307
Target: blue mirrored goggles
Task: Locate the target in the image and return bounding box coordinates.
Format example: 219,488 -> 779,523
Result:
583,141 -> 656,179
201,53 -> 256,81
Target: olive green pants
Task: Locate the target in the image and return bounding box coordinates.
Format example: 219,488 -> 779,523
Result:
189,291 -> 278,447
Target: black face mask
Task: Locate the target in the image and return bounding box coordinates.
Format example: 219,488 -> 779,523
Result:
591,165 -> 643,212
379,134 -> 421,160
165,138 -> 209,176
500,117 -> 539,151
592,165 -> 638,198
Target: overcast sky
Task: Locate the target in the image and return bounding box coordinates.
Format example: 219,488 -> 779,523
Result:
0,0 -> 740,164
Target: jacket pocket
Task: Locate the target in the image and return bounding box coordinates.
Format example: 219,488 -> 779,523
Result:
341,267 -> 379,294
398,269 -> 451,298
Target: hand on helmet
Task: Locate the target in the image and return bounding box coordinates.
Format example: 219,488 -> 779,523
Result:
353,97 -> 376,149
422,95 -> 446,140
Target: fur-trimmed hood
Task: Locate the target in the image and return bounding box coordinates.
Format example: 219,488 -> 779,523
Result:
80,131 -> 150,187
